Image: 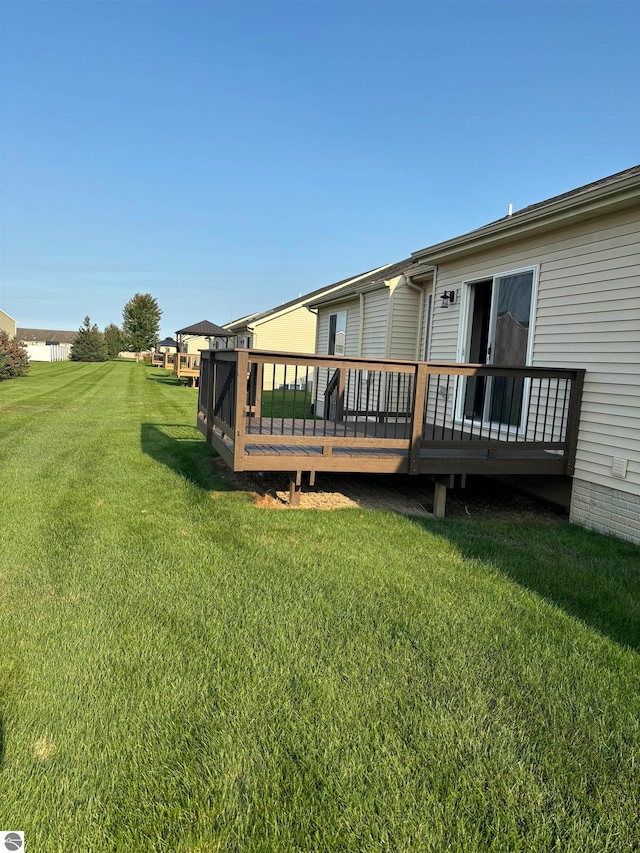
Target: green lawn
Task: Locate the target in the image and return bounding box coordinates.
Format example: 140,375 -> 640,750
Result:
0,361 -> 638,852
261,388 -> 314,419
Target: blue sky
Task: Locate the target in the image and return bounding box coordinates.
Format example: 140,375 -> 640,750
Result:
1,1 -> 638,339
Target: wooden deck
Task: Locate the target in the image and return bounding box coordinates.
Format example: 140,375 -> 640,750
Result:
197,348 -> 584,512
174,353 -> 201,387
152,352 -> 176,370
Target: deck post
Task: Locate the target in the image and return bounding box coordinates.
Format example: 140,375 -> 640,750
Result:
206,353 -> 215,447
565,369 -> 585,475
233,349 -> 248,471
289,471 -> 302,507
408,363 -> 429,475
433,479 -> 447,518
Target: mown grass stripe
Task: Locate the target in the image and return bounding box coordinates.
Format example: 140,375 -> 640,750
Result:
0,361 -> 638,852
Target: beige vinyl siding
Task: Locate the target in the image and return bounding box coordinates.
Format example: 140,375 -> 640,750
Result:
344,300 -> 361,357
428,205 -> 640,496
388,277 -> 423,360
361,288 -> 388,358
314,300 -> 360,411
316,310 -> 330,356
251,307 -> 317,390
182,335 -> 210,354
254,306 -> 317,355
0,310 -> 17,337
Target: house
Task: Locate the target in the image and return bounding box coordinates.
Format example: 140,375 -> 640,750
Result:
312,166 -> 638,543
308,258 -> 426,405
196,166 -> 638,540
17,328 -> 76,361
309,257 -> 426,359
0,310 -> 18,338
224,266 -> 390,389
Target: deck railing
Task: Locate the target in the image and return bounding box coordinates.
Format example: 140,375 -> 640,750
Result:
197,349 -> 584,475
174,353 -> 201,385
152,352 -> 176,369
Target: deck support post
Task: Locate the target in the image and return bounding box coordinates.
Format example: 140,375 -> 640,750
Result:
433,479 -> 447,518
289,471 -> 302,507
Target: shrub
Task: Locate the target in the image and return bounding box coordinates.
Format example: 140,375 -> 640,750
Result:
0,331 -> 30,380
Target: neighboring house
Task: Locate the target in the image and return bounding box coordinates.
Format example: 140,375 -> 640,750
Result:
156,337 -> 178,353
334,165 -> 637,544
225,266 -> 391,389
175,321 -> 232,354
0,310 -> 18,338
17,328 -> 76,362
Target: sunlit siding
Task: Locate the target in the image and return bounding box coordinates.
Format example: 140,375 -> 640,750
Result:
253,307 -> 317,389
255,306 -> 316,355
184,335 -> 210,353
0,310 -> 17,337
361,288 -> 388,358
388,277 -> 422,360
428,206 -> 640,498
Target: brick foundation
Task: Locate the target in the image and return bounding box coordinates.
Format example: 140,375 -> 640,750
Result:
570,479 -> 640,545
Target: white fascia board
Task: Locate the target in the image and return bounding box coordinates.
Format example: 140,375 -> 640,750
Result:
224,312 -> 260,332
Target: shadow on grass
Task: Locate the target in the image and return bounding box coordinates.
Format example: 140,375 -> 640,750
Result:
141,423 -> 228,492
416,516 -> 640,653
145,372 -> 181,386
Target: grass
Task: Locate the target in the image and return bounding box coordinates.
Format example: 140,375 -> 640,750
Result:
0,361 -> 638,852
261,388 -> 314,419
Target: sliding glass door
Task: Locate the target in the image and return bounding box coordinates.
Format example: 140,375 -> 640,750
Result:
460,267 -> 536,432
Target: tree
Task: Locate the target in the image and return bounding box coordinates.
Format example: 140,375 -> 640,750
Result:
0,331 -> 30,380
122,293 -> 162,352
70,317 -> 108,362
103,323 -> 126,360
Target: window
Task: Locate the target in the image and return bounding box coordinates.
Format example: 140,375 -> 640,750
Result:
328,311 -> 346,356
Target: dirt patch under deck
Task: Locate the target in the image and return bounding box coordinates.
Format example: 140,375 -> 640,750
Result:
211,459 -> 568,524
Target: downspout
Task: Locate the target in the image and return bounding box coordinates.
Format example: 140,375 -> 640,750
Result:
384,285 -> 394,359
410,265 -> 437,361
358,293 -> 365,356
405,277 -> 426,361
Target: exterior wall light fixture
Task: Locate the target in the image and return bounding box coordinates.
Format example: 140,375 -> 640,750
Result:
440,290 -> 455,308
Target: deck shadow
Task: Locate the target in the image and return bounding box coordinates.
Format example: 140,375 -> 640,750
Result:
141,423 -> 228,491
412,510 -> 640,653
145,372 -> 181,386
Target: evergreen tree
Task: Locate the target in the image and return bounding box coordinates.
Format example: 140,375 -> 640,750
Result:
122,293 -> 162,352
70,317 -> 108,362
0,331 -> 30,380
103,323 -> 126,359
